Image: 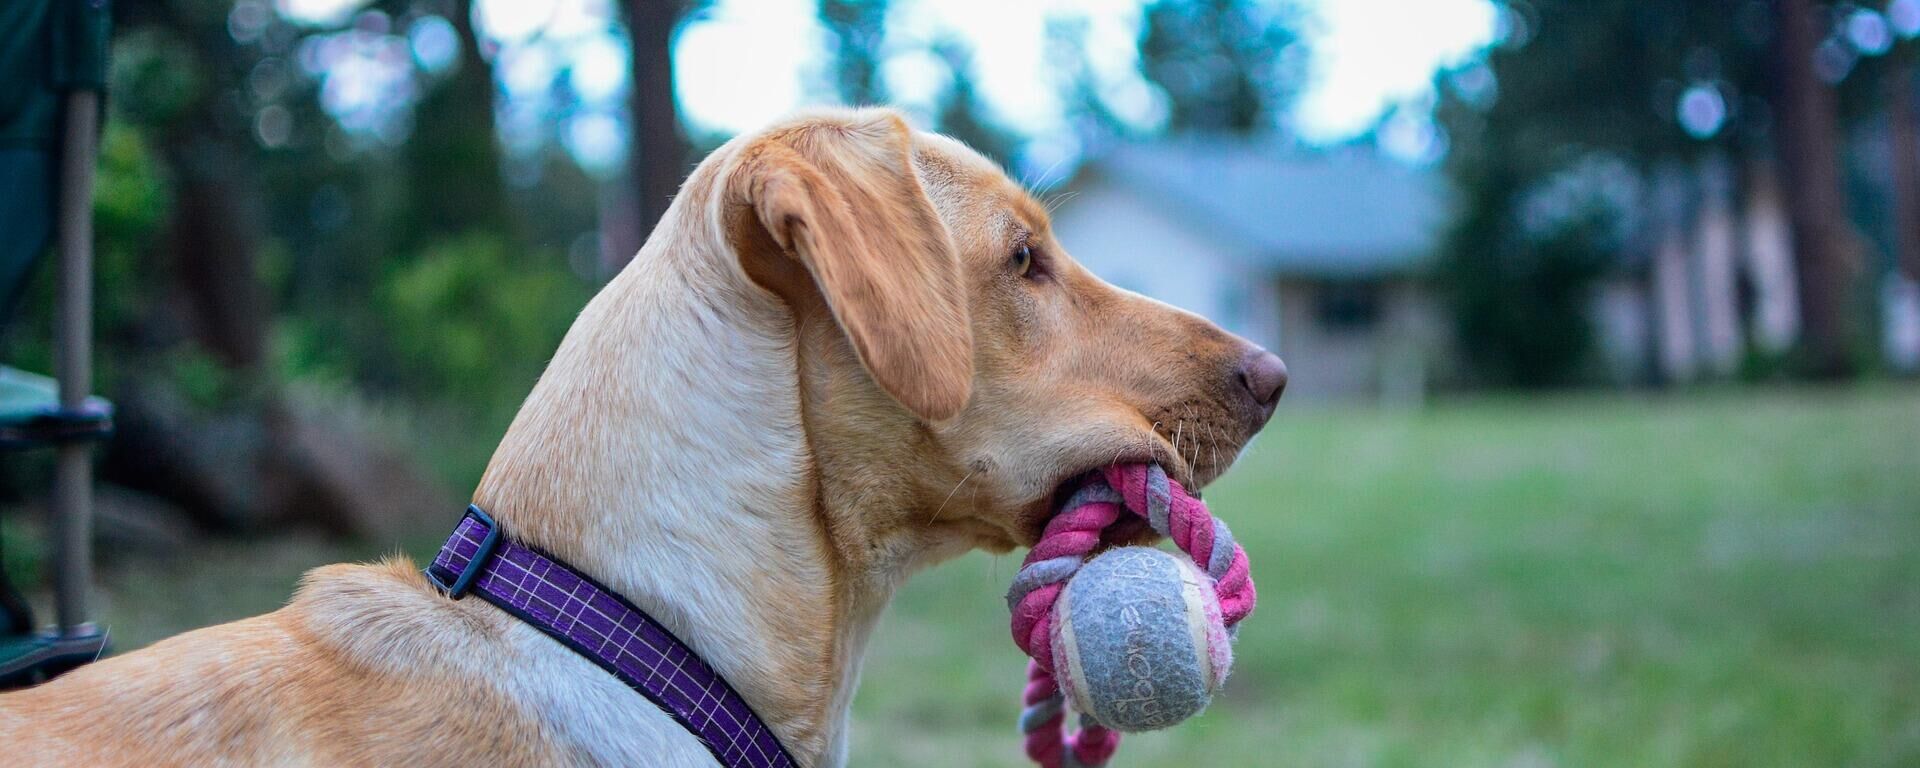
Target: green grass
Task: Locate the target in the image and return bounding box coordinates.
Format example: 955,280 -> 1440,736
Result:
22,387 -> 1918,766
847,387 -> 1920,767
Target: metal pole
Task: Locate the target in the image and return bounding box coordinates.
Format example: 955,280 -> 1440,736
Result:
51,88 -> 98,635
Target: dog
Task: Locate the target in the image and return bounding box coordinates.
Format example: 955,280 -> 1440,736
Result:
0,108 -> 1285,766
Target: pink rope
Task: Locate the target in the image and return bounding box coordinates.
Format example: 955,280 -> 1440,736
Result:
1007,464 -> 1256,768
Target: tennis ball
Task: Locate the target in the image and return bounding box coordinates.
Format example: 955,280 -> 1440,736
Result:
1048,546 -> 1233,732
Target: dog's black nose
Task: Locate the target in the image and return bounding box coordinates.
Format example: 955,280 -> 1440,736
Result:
1236,347 -> 1287,418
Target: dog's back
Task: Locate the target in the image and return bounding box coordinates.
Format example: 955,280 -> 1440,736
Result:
0,560 -> 565,766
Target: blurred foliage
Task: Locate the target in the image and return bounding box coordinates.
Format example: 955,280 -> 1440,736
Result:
928,40 -> 1020,163
0,513 -> 44,599
92,125 -> 172,338
1433,0 -> 1771,386
1139,0 -> 1302,134
816,0 -> 1020,163
107,27 -> 205,127
12,1 -> 604,544
3,0 -> 604,502
1436,0 -> 1919,384
820,0 -> 889,107
1442,196 -> 1613,386
375,233 -> 587,419
8,0 -> 1899,507
4,122 -> 170,382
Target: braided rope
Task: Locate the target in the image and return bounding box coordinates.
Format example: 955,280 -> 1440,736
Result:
1005,464 -> 1256,768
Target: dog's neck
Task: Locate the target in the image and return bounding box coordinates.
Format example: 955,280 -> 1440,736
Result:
470,204 -> 973,765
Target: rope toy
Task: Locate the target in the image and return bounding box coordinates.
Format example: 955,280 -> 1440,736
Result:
1005,464 -> 1256,768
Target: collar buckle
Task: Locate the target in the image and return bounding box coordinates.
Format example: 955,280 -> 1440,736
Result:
425,505 -> 500,599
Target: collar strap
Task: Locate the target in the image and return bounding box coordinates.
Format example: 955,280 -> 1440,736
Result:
427,506 -> 798,768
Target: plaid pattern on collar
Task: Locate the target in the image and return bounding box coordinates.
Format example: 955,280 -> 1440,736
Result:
427,506 -> 797,768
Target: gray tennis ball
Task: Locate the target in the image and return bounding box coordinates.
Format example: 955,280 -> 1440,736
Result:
1049,546 -> 1233,732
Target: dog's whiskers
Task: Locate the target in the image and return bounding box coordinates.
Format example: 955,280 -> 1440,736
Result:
1188,416 -> 1200,483
1181,407 -> 1201,485
1172,418 -> 1187,481
1025,156 -> 1072,196
930,469 -> 976,525
1206,421 -> 1220,480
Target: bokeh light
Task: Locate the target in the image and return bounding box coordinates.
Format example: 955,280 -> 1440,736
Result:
1892,0 -> 1920,37
474,0 -> 558,45
1846,8 -> 1893,55
673,0 -> 825,136
276,0 -> 360,28
1678,82 -> 1728,140
407,15 -> 460,75
261,0 -> 1503,176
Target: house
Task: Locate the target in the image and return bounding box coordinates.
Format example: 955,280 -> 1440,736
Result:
1053,139 -> 1453,400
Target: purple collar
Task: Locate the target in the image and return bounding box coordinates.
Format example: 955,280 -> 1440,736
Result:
427,506 -> 797,768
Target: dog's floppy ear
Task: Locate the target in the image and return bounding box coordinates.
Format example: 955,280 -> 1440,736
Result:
727,110 -> 973,421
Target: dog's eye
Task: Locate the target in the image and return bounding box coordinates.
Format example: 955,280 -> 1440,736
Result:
1010,244 -> 1034,277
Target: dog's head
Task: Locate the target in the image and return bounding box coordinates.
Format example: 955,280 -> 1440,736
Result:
715,108 -> 1284,552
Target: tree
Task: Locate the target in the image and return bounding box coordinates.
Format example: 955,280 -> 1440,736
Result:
622,0 -> 690,258
820,0 -> 887,105
1433,0 -> 1884,384
930,40 -> 1018,163
401,0 -> 513,248
114,1 -> 272,370
815,2 -> 1021,164
2,0 -> 462,538
1770,0 -> 1858,377
1138,0 -> 1301,134
1434,0 -> 1723,386
1885,57 -> 1920,283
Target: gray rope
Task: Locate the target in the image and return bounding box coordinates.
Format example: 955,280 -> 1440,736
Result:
1061,482 -> 1122,511
1006,555 -> 1085,613
1206,516 -> 1237,580
1144,465 -> 1173,536
1018,693 -> 1064,733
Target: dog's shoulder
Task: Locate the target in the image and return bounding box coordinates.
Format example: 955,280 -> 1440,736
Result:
288,557 -> 723,767
287,555 -> 513,666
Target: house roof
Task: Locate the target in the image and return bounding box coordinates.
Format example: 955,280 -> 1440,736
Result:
1081,138 -> 1452,277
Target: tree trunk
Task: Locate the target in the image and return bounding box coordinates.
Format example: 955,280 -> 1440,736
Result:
1771,0 -> 1857,378
621,0 -> 687,265
1889,58 -> 1920,283
164,147 -> 270,370
403,0 -> 511,247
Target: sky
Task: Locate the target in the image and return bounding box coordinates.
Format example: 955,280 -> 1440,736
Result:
1292,0 -> 1498,141
667,0 -> 1499,142
280,0 -> 1501,169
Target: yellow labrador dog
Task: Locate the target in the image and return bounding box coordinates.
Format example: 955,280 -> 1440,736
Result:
0,108 -> 1284,766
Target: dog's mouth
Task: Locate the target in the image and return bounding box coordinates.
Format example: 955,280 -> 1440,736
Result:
1015,416 -> 1250,546
1021,452 -> 1176,546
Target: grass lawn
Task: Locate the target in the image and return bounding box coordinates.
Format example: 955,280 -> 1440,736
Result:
18,387 -> 1918,766
847,387 -> 1920,767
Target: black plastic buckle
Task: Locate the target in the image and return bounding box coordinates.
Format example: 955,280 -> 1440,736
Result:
426,505 -> 501,599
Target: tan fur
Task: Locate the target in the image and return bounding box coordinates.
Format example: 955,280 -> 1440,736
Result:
0,108 -> 1280,766
728,112 -> 973,421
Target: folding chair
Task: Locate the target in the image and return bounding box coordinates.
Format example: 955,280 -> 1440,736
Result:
0,0 -> 113,689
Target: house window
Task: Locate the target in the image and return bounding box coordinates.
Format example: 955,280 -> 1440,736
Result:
1314,280 -> 1382,332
